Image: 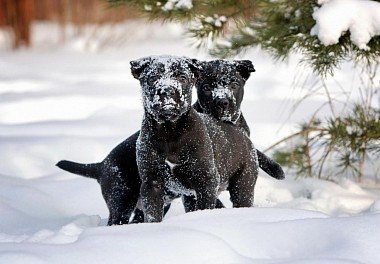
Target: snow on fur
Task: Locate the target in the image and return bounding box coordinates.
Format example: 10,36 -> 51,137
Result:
311,0 -> 380,50
134,55 -> 193,123
212,85 -> 240,123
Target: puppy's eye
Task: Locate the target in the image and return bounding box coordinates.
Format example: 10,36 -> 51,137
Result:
230,82 -> 239,90
178,74 -> 188,83
202,84 -> 212,91
148,75 -> 158,86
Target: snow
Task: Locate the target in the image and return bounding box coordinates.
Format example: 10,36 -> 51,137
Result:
204,14 -> 227,28
311,0 -> 380,50
132,55 -> 193,123
212,85 -> 235,100
1,208 -> 380,263
162,0 -> 193,11
174,0 -> 193,10
144,4 -> 153,11
0,21 -> 380,263
211,85 -> 239,122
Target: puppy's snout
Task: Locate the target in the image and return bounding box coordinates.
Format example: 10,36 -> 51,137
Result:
216,98 -> 230,110
158,87 -> 176,96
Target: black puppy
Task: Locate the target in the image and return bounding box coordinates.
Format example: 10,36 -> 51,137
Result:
57,59 -> 284,225
194,60 -> 284,180
133,55 -> 258,222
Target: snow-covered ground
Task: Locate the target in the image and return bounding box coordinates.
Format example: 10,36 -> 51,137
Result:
0,22 -> 379,263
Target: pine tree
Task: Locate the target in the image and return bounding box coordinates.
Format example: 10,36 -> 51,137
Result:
107,0 -> 380,181
107,0 -> 380,76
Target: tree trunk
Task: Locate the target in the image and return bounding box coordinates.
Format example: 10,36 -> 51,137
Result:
1,0 -> 35,48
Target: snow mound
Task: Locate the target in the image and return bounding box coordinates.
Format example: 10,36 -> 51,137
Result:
25,215 -> 101,244
370,200 -> 380,212
1,208 -> 380,263
311,0 -> 380,50
255,176 -> 375,216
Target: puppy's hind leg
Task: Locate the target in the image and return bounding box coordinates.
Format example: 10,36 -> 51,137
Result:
182,195 -> 197,212
107,193 -> 137,225
183,195 -> 225,212
215,199 -> 225,209
130,208 -> 144,224
104,183 -> 139,225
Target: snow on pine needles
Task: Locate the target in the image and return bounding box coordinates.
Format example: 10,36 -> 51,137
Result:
311,0 -> 380,50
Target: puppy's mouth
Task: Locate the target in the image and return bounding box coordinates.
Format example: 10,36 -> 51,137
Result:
158,110 -> 181,122
155,104 -> 183,122
148,96 -> 190,123
212,107 -> 240,123
162,103 -> 176,111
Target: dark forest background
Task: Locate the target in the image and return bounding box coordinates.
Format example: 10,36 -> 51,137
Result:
0,0 -> 138,48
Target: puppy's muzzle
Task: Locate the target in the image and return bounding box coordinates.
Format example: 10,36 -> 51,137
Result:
215,98 -> 230,112
152,86 -> 183,122
158,108 -> 181,122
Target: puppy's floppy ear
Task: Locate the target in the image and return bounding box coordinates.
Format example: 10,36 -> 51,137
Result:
235,60 -> 255,80
130,57 -> 151,79
185,58 -> 204,79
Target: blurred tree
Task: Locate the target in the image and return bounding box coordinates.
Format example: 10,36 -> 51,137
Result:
0,0 -> 35,48
0,0 -> 140,49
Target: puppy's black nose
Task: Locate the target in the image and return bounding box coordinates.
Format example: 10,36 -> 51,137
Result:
158,88 -> 176,96
216,98 -> 229,110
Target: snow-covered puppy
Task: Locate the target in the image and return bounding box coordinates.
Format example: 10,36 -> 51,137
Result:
56,58 -> 284,225
133,55 -> 258,222
194,60 -> 284,180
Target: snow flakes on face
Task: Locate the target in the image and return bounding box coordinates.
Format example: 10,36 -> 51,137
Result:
212,85 -> 235,100
211,85 -> 239,123
131,55 -> 199,123
197,60 -> 252,123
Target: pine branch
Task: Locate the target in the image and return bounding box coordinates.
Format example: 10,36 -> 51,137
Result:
107,0 -> 380,76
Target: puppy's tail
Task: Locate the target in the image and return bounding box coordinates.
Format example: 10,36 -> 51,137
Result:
256,150 -> 285,180
56,160 -> 101,180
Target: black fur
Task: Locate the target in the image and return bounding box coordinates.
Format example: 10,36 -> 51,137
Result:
134,55 -> 258,222
56,58 -> 284,225
56,160 -> 100,179
194,60 -> 284,180
58,131 -> 140,225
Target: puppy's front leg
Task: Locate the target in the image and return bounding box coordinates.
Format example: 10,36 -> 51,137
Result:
140,177 -> 165,222
228,164 -> 258,208
182,177 -> 218,211
137,140 -> 167,223
191,159 -> 219,211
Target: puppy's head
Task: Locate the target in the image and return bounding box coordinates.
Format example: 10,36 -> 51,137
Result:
131,56 -> 202,123
196,60 -> 255,123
